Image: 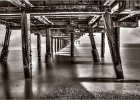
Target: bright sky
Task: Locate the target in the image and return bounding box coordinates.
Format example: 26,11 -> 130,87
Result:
0,22 -> 140,47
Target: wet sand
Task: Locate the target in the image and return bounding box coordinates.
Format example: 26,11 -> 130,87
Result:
0,34 -> 140,99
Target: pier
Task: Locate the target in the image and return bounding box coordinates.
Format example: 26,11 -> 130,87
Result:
0,0 -> 140,99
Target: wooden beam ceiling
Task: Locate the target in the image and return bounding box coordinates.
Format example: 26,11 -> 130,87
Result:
0,0 -> 140,29
0,0 -> 105,26
30,0 -> 103,5
22,0 -> 53,25
0,6 -> 102,14
5,0 -> 53,25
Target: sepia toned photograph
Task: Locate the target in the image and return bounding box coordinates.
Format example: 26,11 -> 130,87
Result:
0,0 -> 140,99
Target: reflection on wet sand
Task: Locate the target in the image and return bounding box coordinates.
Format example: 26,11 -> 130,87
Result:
1,63 -> 11,99
24,79 -> 33,99
1,36 -> 140,99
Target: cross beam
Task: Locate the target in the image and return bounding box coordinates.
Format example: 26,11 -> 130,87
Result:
22,0 -> 53,25
4,0 -> 24,7
0,6 -> 102,14
10,24 -> 87,30
6,0 -> 53,25
0,19 -> 19,26
0,12 -> 105,16
88,15 -> 102,27
104,0 -> 116,6
119,14 -> 138,21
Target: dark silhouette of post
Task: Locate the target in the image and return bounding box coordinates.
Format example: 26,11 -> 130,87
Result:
37,33 -> 41,57
46,28 -> 52,62
63,39 -> 66,48
51,36 -> 53,56
57,38 -> 59,52
71,32 -> 74,57
60,38 -> 62,50
0,25 -> 12,62
54,38 -> 57,52
88,26 -> 100,62
101,32 -> 105,58
59,38 -> 61,50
